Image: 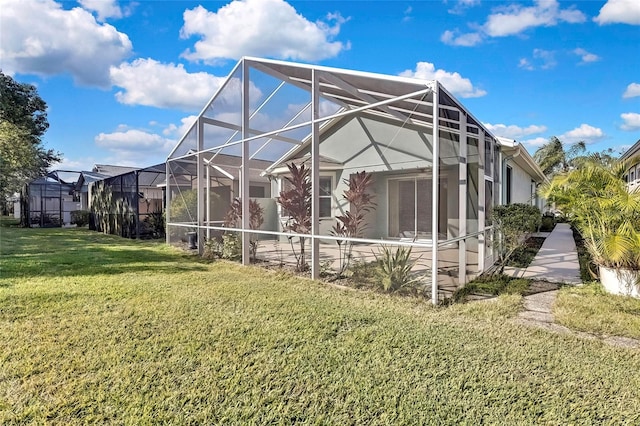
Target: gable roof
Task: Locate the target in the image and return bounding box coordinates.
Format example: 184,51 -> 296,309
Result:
497,137 -> 546,183
620,139 -> 640,161
92,164 -> 139,176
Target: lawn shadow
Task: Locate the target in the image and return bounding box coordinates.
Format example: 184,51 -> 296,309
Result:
0,227 -> 208,279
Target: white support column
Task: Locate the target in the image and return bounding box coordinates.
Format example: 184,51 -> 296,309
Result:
206,164 -> 210,241
431,84 -> 439,305
310,69 -> 320,279
478,130 -> 486,272
458,112 -> 467,286
165,161 -> 170,244
241,59 -> 251,265
197,118 -> 205,255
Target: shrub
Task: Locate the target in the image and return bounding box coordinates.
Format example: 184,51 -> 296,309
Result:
221,233 -> 242,260
203,237 -> 223,260
539,214 -> 556,232
493,203 -> 541,273
71,210 -> 90,227
331,171 -> 376,276
277,163 -> 311,272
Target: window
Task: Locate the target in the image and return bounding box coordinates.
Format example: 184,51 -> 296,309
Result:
319,177 -> 332,218
249,185 -> 265,198
506,166 -> 512,204
632,170 -> 636,183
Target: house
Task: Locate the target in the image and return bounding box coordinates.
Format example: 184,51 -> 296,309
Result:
620,138 -> 640,189
165,57 -> 546,303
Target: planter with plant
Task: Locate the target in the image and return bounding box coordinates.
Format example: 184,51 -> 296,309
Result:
541,159 -> 640,298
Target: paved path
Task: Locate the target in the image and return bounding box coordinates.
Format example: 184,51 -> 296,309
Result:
520,223 -> 581,284
508,223 -> 640,349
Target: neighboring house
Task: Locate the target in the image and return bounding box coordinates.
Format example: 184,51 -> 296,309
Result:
18,170 -> 81,227
497,137 -> 546,211
165,57 -> 546,302
620,139 -> 640,189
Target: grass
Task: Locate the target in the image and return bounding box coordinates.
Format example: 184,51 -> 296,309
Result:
451,274 -> 532,302
2,223 -> 640,423
555,282 -> 640,340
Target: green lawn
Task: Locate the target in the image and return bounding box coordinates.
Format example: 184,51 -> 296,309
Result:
2,225 -> 640,424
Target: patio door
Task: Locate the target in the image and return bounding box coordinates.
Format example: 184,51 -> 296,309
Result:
388,178 -> 447,240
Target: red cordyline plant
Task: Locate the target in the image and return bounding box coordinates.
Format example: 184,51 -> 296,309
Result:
224,197 -> 265,261
277,163 -> 311,271
331,171 -> 376,275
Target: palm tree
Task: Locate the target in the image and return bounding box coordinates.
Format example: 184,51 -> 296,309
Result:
540,158 -> 640,271
533,137 -> 586,176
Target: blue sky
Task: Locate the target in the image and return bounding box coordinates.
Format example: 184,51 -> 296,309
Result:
2,0 -> 639,171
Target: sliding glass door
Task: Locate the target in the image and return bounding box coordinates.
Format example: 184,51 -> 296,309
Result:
388,177 -> 446,240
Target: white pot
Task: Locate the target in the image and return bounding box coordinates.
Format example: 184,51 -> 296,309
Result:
599,266 -> 640,298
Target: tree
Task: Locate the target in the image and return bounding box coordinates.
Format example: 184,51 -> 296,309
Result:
540,159 -> 640,272
533,137 -> 586,176
0,72 -> 60,200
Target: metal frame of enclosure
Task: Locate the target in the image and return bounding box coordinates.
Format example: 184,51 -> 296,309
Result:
89,163 -> 166,239
21,170 -> 81,228
166,57 -> 502,304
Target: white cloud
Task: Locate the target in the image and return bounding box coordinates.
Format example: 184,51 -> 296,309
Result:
440,30 -> 483,47
484,123 -> 548,139
163,116 -> 198,139
78,0 -> 128,21
442,0 -> 586,47
448,0 -> 481,15
95,128 -> 176,166
623,83 -> 640,99
573,48 -> 600,64
521,137 -> 549,147
403,6 -> 413,22
399,62 -> 487,98
0,0 -> 132,87
594,0 -> 640,25
621,113 -> 640,131
484,0 -> 586,37
560,123 -> 605,144
518,49 -> 556,70
110,59 -> 228,111
58,156 -> 98,172
180,0 -> 349,63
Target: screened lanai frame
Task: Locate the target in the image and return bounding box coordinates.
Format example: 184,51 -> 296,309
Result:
90,163 -> 166,239
22,170 -> 81,228
166,57 -> 500,304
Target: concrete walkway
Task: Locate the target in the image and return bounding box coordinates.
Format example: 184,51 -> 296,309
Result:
514,223 -> 580,326
520,223 -> 582,284
501,223 -> 640,349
